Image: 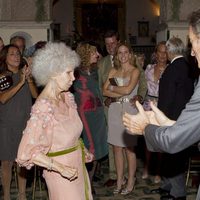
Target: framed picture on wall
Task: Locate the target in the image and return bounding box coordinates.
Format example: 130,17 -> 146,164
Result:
138,21 -> 149,37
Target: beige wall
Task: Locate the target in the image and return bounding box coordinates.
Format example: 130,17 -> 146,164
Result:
1,29 -> 49,47
168,22 -> 189,45
156,0 -> 200,45
0,0 -> 53,47
0,21 -> 52,47
0,0 -> 51,21
126,0 -> 159,45
168,0 -> 200,21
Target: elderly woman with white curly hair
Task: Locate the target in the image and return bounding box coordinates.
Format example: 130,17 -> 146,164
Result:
16,42 -> 93,200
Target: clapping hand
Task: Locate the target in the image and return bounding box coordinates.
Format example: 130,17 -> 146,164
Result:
20,66 -> 27,84
23,65 -> 32,81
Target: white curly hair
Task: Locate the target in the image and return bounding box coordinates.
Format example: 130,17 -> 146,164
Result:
32,42 -> 80,86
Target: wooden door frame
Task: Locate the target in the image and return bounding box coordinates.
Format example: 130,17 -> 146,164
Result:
73,0 -> 126,40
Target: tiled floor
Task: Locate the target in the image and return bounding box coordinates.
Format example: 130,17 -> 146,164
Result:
93,159 -> 198,200
1,158 -> 198,200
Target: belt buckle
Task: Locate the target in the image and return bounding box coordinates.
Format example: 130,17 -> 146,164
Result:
119,97 -> 129,103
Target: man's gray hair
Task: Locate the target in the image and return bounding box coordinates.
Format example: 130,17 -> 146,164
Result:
166,37 -> 185,55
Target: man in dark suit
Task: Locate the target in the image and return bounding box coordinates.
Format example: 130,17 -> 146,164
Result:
122,9 -> 200,200
153,37 -> 194,200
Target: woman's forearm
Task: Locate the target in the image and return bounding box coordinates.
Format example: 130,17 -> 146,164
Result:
27,81 -> 38,98
103,88 -> 122,98
32,153 -> 62,172
0,81 -> 24,104
111,85 -> 132,95
32,153 -> 78,180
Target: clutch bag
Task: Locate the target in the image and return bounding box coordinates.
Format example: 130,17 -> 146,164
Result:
0,75 -> 13,91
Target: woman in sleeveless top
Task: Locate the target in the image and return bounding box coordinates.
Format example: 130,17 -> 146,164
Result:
103,42 -> 140,195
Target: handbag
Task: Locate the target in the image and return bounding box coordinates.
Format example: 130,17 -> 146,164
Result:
0,74 -> 13,91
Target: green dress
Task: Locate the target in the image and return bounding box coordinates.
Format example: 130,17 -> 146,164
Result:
73,67 -> 108,160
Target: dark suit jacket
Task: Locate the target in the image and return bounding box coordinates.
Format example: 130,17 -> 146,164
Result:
158,57 -> 194,120
157,57 -> 194,176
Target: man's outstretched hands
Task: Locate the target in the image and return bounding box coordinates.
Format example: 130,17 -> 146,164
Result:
123,101 -> 175,135
148,101 -> 175,126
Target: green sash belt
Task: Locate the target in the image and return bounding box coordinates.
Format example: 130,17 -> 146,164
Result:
47,139 -> 89,200
47,144 -> 79,157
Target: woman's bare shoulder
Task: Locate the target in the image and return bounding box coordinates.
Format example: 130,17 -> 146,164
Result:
109,68 -> 118,76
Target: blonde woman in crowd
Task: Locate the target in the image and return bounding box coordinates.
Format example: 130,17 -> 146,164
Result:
103,42 -> 139,195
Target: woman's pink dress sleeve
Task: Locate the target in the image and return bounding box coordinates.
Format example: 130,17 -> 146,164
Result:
16,99 -> 54,169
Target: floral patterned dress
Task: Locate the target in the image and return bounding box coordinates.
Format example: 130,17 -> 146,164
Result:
17,92 -> 93,200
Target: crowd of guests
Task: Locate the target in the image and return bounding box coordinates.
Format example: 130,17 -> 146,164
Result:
0,9 -> 200,200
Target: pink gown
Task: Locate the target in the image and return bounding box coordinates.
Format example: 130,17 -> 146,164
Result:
17,92 -> 93,200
